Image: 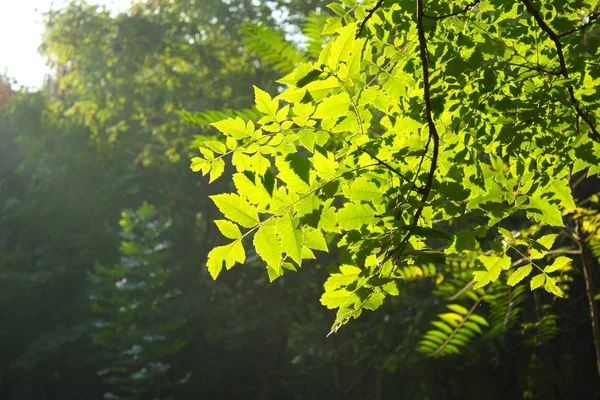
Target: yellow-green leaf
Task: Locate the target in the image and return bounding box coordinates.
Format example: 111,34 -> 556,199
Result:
544,256 -> 572,273
507,264 -> 532,286
530,274 -> 546,290
276,213 -> 303,266
337,203 -> 376,230
214,220 -> 242,239
254,225 -> 282,271
531,234 -> 558,259
210,193 -> 260,228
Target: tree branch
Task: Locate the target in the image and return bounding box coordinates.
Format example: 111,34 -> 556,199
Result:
381,0 -> 441,265
356,0 -> 386,38
521,0 -> 600,142
414,0 -> 440,224
557,11 -> 600,38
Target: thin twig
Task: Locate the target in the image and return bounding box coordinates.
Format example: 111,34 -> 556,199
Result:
507,62 -> 561,76
572,171 -> 589,189
557,11 -> 600,38
415,0 -> 440,221
356,0 -> 385,38
423,0 -> 481,21
448,278 -> 475,301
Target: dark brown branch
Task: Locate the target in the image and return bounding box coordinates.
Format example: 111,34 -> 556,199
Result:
557,11 -> 600,38
414,0 -> 440,224
423,0 -> 481,21
355,143 -> 416,184
521,0 -> 600,142
356,0 -> 386,38
383,0 -> 441,264
507,62 -> 561,76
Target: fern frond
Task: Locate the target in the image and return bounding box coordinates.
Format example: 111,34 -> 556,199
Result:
179,108 -> 260,128
241,24 -> 307,74
591,238 -> 600,260
487,283 -> 526,338
419,298 -> 489,357
395,263 -> 439,281
522,311 -> 560,346
303,11 -> 330,59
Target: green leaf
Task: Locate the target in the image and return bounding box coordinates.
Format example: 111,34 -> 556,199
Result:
319,205 -> 339,232
233,173 -> 273,209
324,265 -> 360,291
320,289 -> 358,309
254,86 -> 278,116
531,234 -> 558,260
344,177 -> 381,202
254,225 -> 282,272
473,255 -> 511,289
210,193 -> 260,228
276,156 -> 311,193
479,254 -> 511,271
327,24 -> 355,71
209,158 -> 225,183
191,157 -> 209,174
528,196 -> 564,227
214,220 -> 242,239
206,241 -> 245,280
276,213 -> 303,266
447,304 -> 468,315
445,230 -> 477,254
362,292 -> 385,311
544,256 -> 572,273
530,274 -> 546,290
544,276 -> 564,297
497,227 -> 513,240
303,226 -> 328,251
507,264 -> 532,286
468,314 -> 489,327
549,179 -> 577,210
326,3 -> 346,16
313,92 -> 350,120
212,117 -> 251,139
313,151 -> 338,180
337,203 -> 376,230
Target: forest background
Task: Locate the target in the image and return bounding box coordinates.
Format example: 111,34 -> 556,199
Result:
1,0 -> 599,399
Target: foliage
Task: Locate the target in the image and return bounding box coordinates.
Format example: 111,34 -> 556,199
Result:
90,203 -> 187,399
2,0 -> 600,398
192,0 -> 600,359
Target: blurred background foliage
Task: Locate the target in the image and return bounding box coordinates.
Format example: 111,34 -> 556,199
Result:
0,0 -> 599,399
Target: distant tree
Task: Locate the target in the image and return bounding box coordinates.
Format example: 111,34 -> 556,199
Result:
90,203 -> 187,400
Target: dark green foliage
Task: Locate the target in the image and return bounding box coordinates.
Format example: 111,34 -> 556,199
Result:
90,203 -> 187,399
